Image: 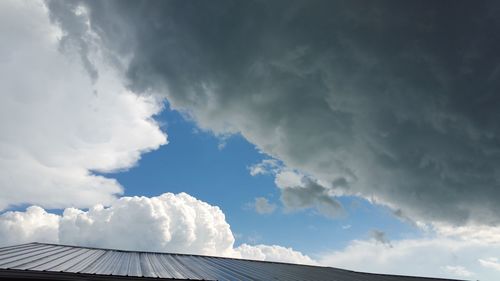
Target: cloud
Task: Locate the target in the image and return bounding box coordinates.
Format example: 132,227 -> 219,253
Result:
275,170 -> 343,218
432,223 -> 500,244
0,193 -> 315,265
0,0 -> 166,209
56,193 -> 236,256
479,257 -> 500,272
250,162 -> 343,217
319,235 -> 500,281
45,0 -> 500,226
253,197 -> 277,214
249,159 -> 280,176
442,265 -> 474,278
236,244 -> 316,265
0,206 -> 59,246
370,230 -> 392,247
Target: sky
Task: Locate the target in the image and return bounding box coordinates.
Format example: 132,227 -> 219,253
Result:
1,0 -> 500,280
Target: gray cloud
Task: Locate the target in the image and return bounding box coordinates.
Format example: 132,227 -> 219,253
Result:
370,230 -> 392,248
254,197 -> 277,214
280,177 -> 343,218
47,0 -> 500,225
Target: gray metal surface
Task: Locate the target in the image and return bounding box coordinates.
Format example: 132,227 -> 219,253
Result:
0,243 -> 463,281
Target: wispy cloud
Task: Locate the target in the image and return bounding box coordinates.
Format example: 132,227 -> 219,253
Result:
253,197 -> 277,214
479,257 -> 500,272
442,265 -> 474,278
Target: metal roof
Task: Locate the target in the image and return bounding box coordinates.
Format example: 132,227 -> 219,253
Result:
0,242 -> 463,281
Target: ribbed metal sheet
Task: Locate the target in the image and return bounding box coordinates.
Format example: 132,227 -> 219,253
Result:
0,243 -> 462,281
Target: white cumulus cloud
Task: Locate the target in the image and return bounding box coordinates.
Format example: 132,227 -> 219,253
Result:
0,193 -> 315,265
58,193 -> 235,256
0,0 -> 167,209
236,244 -> 316,265
0,206 -> 59,246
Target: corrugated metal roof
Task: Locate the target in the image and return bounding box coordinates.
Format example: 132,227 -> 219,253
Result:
0,242 -> 464,281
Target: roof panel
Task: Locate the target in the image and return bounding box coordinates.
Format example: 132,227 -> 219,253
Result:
0,243 -> 464,281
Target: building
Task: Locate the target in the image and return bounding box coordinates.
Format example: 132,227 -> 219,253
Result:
0,242 -> 463,281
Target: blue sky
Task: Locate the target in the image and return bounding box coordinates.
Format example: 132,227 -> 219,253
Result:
105,103 -> 421,256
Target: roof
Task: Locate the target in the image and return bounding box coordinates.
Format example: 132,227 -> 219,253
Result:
0,242 -> 464,281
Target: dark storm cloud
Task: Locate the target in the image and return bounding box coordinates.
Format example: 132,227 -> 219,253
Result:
48,0 -> 500,225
